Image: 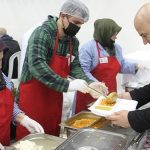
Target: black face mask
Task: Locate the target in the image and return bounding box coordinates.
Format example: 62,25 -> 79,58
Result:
63,22 -> 80,37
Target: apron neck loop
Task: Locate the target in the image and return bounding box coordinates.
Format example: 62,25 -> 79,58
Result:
96,41 -> 100,63
53,31 -> 72,71
69,38 -> 72,65
53,31 -> 59,55
53,31 -> 72,62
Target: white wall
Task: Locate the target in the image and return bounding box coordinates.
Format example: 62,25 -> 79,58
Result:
1,0 -> 150,93
0,0 -> 60,43
0,0 -> 150,54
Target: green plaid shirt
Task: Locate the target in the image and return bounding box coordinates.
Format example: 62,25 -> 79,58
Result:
20,16 -> 93,92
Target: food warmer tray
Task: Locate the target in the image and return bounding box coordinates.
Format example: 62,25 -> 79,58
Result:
12,133 -> 65,150
56,128 -> 128,150
60,111 -> 110,137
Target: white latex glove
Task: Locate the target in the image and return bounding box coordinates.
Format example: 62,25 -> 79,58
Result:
20,116 -> 44,134
68,79 -> 89,94
88,82 -> 108,99
0,143 -> 4,150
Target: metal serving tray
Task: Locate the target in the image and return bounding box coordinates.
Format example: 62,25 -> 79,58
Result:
12,133 -> 65,150
60,111 -> 110,137
100,124 -> 138,147
56,128 -> 128,150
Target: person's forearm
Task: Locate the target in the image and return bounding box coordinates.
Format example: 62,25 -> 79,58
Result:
15,113 -> 26,123
85,72 -> 99,82
70,68 -> 93,84
70,59 -> 93,84
13,103 -> 24,123
130,83 -> 150,107
128,108 -> 150,132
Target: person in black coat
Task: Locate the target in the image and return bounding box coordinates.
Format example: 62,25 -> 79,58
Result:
107,3 -> 150,133
0,28 -> 21,78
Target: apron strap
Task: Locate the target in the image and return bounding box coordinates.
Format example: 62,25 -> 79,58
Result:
53,31 -> 72,69
96,41 -> 101,63
53,31 -> 59,55
69,38 -> 72,66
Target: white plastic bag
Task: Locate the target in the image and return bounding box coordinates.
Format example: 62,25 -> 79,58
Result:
123,67 -> 150,88
135,67 -> 150,84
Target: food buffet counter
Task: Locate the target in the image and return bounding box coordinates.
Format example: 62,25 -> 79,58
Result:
59,111 -> 146,150
9,111 -> 147,150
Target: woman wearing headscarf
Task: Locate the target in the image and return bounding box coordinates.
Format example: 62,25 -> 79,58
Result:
75,18 -> 139,113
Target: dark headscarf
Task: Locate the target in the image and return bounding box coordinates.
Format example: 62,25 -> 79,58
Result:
93,18 -> 122,56
0,39 -> 7,90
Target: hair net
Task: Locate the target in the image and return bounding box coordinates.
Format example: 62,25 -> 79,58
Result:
60,0 -> 89,22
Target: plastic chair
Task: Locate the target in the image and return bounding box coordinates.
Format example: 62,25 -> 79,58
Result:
8,51 -> 21,88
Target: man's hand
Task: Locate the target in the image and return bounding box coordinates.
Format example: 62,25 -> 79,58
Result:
118,92 -> 132,99
88,82 -> 108,99
68,79 -> 89,93
106,110 -> 131,128
16,114 -> 44,134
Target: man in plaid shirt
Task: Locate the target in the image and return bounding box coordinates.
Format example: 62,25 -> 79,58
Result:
16,0 -> 108,140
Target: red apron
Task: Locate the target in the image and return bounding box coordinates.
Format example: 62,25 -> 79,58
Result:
75,41 -> 120,113
16,31 -> 72,140
0,88 -> 14,146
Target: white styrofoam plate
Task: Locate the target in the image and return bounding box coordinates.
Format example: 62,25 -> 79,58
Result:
88,96 -> 138,117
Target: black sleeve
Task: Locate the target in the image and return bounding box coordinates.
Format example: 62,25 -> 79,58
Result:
130,83 -> 150,108
128,107 -> 150,132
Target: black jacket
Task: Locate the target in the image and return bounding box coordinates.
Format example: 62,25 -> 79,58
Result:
128,83 -> 150,132
1,35 -> 21,78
